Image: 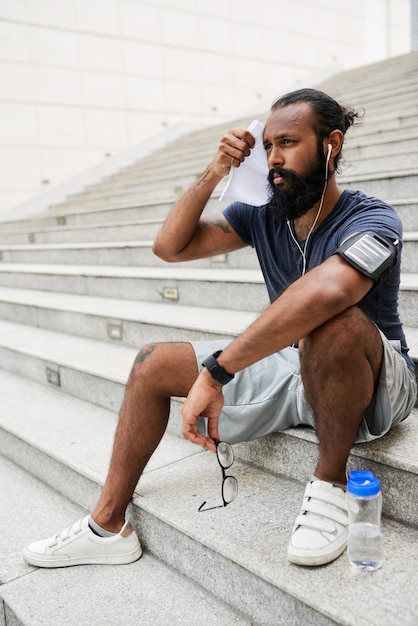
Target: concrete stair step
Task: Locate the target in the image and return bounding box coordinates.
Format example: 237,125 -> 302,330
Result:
318,54 -> 418,96
0,286 -> 258,345
331,110 -> 418,148
0,195 -> 215,231
0,218 -> 165,245
0,193 -> 226,243
0,263 -> 268,312
338,91 -> 418,120
344,115 -> 418,142
0,454 -> 250,626
402,233 -> 418,272
344,134 -> 418,159
2,227 -> 418,268
390,198 -> 418,230
338,151 -> 418,177
45,186 -> 220,214
48,188 -> 189,213
400,274 -> 418,326
1,262 -> 417,323
68,174 -> 199,202
341,170 -> 418,198
0,368 -> 417,626
0,240 -> 258,269
326,79 -> 418,103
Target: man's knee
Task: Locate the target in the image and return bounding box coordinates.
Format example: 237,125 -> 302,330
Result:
303,307 -> 378,352
133,343 -> 160,368
128,341 -> 199,397
301,307 -> 383,377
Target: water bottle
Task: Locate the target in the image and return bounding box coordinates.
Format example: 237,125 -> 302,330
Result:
346,470 -> 384,571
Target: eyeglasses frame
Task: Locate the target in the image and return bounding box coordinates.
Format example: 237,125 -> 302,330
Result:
198,439 -> 238,512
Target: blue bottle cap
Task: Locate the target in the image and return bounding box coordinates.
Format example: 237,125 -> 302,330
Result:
347,470 -> 381,496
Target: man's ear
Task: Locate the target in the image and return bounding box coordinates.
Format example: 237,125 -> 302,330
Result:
323,129 -> 344,159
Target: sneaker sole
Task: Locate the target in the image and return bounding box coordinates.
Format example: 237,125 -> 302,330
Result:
22,544 -> 143,568
287,541 -> 346,566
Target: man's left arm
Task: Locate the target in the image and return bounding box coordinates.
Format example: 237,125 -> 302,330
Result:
181,254 -> 374,451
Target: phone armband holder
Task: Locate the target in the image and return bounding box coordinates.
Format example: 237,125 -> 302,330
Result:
336,231 -> 398,283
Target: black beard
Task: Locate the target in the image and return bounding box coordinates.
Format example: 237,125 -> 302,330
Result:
267,154 -> 327,222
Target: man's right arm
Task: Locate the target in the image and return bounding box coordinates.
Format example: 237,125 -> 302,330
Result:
152,128 -> 255,262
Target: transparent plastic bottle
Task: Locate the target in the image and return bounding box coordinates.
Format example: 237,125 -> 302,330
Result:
347,470 -> 384,571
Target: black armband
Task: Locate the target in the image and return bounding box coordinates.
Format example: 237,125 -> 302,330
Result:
336,231 -> 398,284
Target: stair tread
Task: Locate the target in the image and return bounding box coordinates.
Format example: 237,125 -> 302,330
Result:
2,222 -> 418,249
401,273 -> 418,287
0,286 -> 258,335
0,262 -> 264,282
0,369 -> 417,626
2,261 -> 418,287
0,240 -> 156,251
0,318 -> 135,383
0,286 -> 417,359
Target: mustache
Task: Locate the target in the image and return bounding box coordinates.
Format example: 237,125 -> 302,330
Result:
267,167 -> 298,185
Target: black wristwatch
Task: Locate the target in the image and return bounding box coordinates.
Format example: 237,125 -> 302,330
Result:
202,350 -> 235,385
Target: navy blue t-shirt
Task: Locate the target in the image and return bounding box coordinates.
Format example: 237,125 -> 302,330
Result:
223,188 -> 413,371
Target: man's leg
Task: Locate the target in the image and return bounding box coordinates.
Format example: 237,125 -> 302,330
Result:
300,306 -> 383,483
288,306 -> 383,566
23,341 -> 199,567
91,342 -> 199,532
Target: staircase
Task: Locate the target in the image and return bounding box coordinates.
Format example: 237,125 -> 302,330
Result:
1,52 -> 418,626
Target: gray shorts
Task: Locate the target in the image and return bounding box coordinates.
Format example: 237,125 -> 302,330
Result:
192,331 -> 417,444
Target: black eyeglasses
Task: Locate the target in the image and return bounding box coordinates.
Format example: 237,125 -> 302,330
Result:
198,440 -> 238,512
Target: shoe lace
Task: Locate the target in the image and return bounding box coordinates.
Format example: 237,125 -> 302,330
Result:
48,518 -> 84,548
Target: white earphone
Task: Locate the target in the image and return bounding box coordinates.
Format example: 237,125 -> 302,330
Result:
326,143 -> 332,163
286,140 -> 333,377
286,141 -> 333,277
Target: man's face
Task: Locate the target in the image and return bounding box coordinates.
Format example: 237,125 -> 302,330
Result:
263,103 -> 327,222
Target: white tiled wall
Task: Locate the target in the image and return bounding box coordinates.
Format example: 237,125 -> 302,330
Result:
0,0 -> 412,212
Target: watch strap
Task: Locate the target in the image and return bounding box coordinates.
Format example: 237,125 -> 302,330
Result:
202,350 -> 235,385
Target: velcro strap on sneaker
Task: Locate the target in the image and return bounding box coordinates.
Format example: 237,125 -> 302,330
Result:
298,484 -> 349,528
301,500 -> 348,528
304,484 -> 348,512
294,514 -> 336,534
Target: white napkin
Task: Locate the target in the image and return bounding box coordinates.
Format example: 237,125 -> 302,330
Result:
219,119 -> 270,207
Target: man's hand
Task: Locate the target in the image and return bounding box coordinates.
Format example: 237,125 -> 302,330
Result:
212,128 -> 255,178
181,369 -> 225,453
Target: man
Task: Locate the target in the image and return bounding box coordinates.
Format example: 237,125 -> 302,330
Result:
23,88 -> 416,568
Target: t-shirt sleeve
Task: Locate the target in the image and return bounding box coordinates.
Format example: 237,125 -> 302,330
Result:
337,198 -> 402,246
222,201 -> 257,248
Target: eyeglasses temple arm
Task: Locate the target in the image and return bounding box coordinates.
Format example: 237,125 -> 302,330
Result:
198,502 -> 226,512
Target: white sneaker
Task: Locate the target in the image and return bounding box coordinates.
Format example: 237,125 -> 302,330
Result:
287,480 -> 348,566
23,516 -> 142,568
